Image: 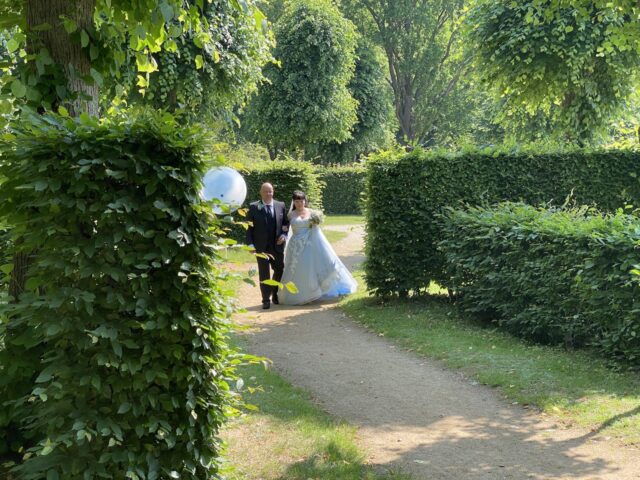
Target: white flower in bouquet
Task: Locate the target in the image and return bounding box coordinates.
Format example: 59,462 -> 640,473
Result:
309,210 -> 324,228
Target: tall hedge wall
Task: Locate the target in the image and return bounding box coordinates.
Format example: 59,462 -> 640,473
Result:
0,111 -> 237,479
241,159 -> 324,210
365,148 -> 640,296
441,203 -> 640,366
317,165 -> 365,214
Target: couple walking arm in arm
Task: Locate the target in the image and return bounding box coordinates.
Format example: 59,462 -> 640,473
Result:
246,183 -> 357,309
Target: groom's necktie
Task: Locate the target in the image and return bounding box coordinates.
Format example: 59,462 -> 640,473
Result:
266,204 -> 272,218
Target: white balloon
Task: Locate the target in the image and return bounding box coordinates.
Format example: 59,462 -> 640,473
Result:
201,167 -> 247,214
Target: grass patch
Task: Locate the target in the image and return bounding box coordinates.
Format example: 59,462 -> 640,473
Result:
324,215 -> 364,226
322,229 -> 347,244
222,350 -> 410,480
340,271 -> 640,445
222,247 -> 255,265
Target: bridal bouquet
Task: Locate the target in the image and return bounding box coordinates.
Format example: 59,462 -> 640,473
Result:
309,210 -> 324,228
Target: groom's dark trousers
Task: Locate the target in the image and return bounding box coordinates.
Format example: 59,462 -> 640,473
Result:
246,200 -> 288,305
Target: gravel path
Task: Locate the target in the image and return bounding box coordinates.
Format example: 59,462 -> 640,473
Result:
235,224 -> 640,479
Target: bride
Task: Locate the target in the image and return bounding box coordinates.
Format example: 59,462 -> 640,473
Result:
279,190 -> 357,305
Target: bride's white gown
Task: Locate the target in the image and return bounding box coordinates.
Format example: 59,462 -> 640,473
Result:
279,215 -> 357,305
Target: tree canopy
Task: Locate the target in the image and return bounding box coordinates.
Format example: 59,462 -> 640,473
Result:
306,40 -> 394,163
342,0 -> 469,145
0,0 -> 270,120
241,0 -> 358,158
468,0 -> 639,143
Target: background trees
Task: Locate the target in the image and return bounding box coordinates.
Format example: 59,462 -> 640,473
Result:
0,0 -> 271,120
117,2 -> 273,122
342,0 -> 472,146
241,0 -> 358,159
468,0 -> 639,144
305,40 -> 395,164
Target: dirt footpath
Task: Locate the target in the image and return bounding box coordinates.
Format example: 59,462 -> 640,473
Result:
235,224 -> 640,480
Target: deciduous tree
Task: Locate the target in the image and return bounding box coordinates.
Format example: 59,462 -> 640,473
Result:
468,0 -> 639,143
242,0 -> 358,159
342,0 -> 469,145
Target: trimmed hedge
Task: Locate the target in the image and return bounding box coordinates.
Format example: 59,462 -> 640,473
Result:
317,165 -> 365,214
242,159 -> 324,210
0,111 -> 237,478
364,148 -> 640,297
440,203 -> 640,366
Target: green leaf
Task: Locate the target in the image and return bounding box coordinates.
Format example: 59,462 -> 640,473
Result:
285,281 -> 298,294
7,38 -> 20,53
41,444 -> 55,456
58,105 -> 70,117
46,469 -> 60,480
35,370 -> 53,383
195,54 -> 204,69
160,3 -> 175,22
62,18 -> 78,34
11,79 -> 26,98
81,29 -> 90,48
0,263 -> 14,274
90,68 -> 104,87
117,402 -> 131,414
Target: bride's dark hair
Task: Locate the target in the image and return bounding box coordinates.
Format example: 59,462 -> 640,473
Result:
291,190 -> 308,210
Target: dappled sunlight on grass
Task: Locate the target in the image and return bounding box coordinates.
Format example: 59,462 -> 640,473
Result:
222,350 -> 411,480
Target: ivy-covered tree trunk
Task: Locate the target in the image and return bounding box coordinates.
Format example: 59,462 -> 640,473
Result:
1,5 -> 99,472
10,0 -> 98,299
26,0 -> 98,115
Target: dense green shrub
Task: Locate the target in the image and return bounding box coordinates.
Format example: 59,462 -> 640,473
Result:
0,111 -> 239,479
440,203 -> 640,366
317,165 -> 365,214
242,159 -> 324,209
365,148 -> 640,297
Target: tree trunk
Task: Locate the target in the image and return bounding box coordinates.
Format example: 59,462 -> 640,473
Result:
8,247 -> 30,300
396,78 -> 415,144
27,0 -> 99,116
10,0 -> 99,300
1,4 -> 99,476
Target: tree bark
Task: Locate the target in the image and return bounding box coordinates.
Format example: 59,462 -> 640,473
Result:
268,146 -> 279,160
8,247 -> 30,301
27,0 -> 99,116
10,0 -> 99,300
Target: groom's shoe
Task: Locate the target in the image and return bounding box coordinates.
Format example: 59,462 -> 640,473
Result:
272,293 -> 279,305
262,301 -> 271,310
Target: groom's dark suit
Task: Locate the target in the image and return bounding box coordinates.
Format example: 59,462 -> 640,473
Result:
246,200 -> 289,306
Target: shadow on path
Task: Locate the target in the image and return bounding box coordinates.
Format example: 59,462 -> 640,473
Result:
237,300 -> 638,480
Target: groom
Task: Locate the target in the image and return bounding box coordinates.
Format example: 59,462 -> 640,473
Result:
246,182 -> 289,309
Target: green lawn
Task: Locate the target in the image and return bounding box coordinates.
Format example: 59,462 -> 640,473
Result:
340,271 -> 640,445
222,350 -> 411,480
324,214 -> 364,226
